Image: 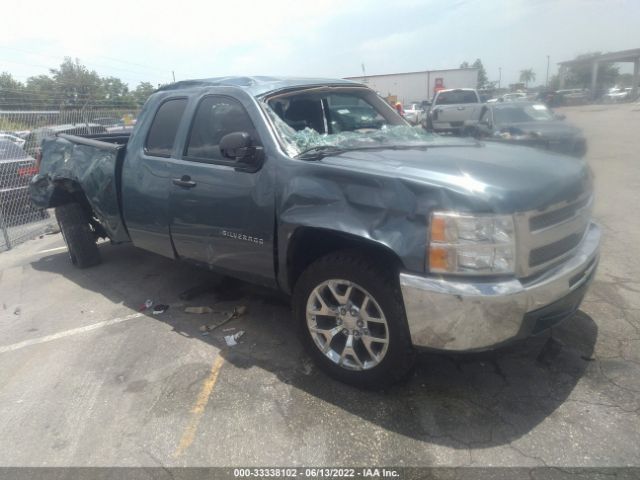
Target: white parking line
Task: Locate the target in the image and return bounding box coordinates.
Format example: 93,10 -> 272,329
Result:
0,313 -> 144,354
37,246 -> 68,254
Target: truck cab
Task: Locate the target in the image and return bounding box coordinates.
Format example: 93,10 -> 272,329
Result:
428,88 -> 482,134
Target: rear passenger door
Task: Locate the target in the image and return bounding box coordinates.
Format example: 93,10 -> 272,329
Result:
121,97 -> 188,258
168,95 -> 276,286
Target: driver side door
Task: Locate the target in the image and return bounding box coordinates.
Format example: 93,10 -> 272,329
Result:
168,95 -> 276,286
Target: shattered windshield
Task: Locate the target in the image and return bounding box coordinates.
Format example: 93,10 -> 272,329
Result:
263,88 -> 443,158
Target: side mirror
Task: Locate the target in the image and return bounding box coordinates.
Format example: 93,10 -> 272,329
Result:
219,132 -> 263,171
554,113 -> 566,121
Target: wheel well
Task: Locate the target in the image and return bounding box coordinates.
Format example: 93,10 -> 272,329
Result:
51,180 -> 107,237
286,227 -> 403,291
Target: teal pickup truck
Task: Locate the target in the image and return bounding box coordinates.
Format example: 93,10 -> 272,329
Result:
31,76 -> 600,387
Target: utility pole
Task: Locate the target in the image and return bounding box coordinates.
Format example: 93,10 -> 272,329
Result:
361,63 -> 366,83
546,55 -> 550,87
172,71 -> 176,83
498,67 -> 502,89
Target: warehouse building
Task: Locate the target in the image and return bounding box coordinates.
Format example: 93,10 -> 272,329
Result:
345,68 -> 479,105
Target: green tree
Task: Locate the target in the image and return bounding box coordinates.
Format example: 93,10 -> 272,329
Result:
519,68 -> 536,87
49,57 -> 103,108
101,76 -> 135,107
563,53 -> 619,89
472,59 -> 488,89
24,75 -> 58,109
0,72 -> 26,109
132,81 -> 156,106
460,59 -> 488,89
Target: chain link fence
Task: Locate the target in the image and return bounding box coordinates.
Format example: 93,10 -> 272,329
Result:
0,108 -> 138,252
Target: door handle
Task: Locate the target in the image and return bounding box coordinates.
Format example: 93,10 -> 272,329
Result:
172,175 -> 197,188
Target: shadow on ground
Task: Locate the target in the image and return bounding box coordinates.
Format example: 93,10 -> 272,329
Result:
31,242 -> 598,449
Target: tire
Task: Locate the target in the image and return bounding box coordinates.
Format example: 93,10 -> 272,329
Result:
292,250 -> 414,389
55,203 -> 101,268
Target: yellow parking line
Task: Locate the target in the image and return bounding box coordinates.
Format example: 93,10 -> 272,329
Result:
173,354 -> 225,457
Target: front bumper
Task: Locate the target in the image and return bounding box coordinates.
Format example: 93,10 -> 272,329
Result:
399,222 -> 601,351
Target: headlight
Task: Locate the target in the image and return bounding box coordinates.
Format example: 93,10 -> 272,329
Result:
428,212 -> 516,275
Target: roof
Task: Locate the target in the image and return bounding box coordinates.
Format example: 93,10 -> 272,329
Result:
156,76 -> 361,96
558,48 -> 640,66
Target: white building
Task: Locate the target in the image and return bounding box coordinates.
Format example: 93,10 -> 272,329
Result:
345,68 -> 479,104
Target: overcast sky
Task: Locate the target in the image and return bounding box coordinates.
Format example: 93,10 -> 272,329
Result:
1,0 -> 638,88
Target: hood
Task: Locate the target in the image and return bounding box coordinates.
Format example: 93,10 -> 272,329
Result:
318,141 -> 592,213
497,121 -> 581,139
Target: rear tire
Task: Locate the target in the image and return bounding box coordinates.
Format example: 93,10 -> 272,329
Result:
292,251 -> 414,389
55,203 -> 101,268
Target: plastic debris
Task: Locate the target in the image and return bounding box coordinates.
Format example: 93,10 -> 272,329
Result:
184,306 -> 214,314
139,299 -> 153,311
224,330 -> 245,346
152,304 -> 169,315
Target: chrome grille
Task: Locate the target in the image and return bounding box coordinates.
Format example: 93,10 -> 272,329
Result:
514,193 -> 593,278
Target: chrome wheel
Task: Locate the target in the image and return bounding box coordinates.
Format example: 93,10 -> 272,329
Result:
306,279 -> 390,371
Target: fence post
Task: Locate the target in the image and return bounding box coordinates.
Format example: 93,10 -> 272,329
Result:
0,208 -> 11,250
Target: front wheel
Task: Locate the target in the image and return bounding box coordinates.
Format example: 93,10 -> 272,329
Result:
292,251 -> 414,388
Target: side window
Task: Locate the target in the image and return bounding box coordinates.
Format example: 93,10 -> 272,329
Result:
145,98 -> 188,157
186,96 -> 259,161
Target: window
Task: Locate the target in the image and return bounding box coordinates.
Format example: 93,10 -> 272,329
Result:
434,90 -> 479,105
186,96 -> 258,161
145,98 -> 188,157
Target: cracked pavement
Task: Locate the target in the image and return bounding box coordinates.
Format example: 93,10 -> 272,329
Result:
0,104 -> 638,467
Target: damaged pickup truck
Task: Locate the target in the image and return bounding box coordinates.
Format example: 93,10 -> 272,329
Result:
31,76 -> 600,388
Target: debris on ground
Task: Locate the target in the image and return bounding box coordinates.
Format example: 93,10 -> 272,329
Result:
13,307 -> 21,316
152,304 -> 169,315
184,306 -> 213,314
208,305 -> 248,331
224,330 -> 245,346
139,299 -> 153,311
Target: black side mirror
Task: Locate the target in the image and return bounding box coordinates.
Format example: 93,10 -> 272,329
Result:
554,113 -> 566,121
219,132 -> 263,171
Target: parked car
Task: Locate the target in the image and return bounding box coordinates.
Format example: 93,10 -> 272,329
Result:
471,102 -> 587,157
23,123 -> 108,160
426,88 -> 482,134
31,76 -> 600,388
403,103 -> 425,125
0,132 -> 26,148
548,89 -> 590,107
0,140 -> 41,224
604,87 -> 633,103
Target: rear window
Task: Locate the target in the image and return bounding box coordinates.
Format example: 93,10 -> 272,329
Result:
435,90 -> 478,105
145,98 -> 188,157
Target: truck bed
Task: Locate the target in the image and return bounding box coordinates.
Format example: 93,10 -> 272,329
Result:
30,132 -> 131,243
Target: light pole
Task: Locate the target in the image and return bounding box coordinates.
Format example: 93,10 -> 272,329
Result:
498,67 -> 502,89
546,55 -> 550,87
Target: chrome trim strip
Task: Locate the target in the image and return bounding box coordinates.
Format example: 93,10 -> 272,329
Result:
400,222 -> 600,351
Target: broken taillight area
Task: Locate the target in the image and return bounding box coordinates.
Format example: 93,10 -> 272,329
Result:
18,165 -> 39,177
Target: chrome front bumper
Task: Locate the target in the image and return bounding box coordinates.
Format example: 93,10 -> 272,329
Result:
399,222 -> 601,351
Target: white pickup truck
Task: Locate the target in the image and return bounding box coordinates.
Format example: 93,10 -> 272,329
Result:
427,88 -> 482,134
